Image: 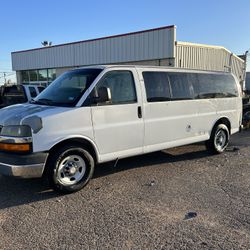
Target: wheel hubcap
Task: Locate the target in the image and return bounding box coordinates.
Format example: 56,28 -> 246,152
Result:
57,155 -> 86,186
215,129 -> 227,151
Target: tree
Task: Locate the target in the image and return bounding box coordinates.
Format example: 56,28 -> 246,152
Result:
41,41 -> 52,47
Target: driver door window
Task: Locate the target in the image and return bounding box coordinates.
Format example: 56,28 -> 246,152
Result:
94,70 -> 137,105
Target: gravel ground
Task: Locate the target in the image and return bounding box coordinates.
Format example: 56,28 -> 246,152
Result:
0,130 -> 250,250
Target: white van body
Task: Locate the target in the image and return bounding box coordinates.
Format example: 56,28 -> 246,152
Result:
0,65 -> 242,192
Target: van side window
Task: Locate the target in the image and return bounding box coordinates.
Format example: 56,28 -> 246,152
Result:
28,87 -> 37,98
168,73 -> 194,100
193,74 -> 238,99
143,72 -> 171,102
95,71 -> 137,105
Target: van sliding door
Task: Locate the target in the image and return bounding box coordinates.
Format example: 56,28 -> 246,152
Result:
141,71 -> 200,152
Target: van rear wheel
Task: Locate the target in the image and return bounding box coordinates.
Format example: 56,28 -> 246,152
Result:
206,124 -> 229,154
47,144 -> 95,193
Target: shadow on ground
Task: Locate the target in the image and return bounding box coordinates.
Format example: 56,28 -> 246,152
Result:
0,129 -> 249,210
0,146 -> 211,210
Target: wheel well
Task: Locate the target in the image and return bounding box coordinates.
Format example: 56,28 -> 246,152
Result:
214,117 -> 231,134
48,138 -> 98,163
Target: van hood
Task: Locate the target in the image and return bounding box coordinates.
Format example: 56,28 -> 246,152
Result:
0,103 -> 72,129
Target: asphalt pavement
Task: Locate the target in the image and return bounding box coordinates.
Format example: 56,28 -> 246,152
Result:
0,130 -> 250,249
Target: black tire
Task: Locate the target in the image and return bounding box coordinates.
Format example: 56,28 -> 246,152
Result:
205,124 -> 229,154
46,144 -> 95,193
243,109 -> 250,128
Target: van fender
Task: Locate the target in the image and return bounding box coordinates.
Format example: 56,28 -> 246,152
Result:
210,116 -> 231,136
48,135 -> 101,163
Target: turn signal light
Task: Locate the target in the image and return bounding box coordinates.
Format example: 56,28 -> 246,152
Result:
0,143 -> 31,152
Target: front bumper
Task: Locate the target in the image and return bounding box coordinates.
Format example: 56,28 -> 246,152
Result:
0,152 -> 48,178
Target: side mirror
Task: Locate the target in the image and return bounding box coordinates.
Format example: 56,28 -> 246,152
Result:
96,87 -> 112,103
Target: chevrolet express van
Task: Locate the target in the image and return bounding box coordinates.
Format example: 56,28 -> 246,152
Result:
0,66 -> 242,193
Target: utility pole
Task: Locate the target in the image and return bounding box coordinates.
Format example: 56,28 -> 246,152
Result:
3,72 -> 6,85
0,71 -> 15,85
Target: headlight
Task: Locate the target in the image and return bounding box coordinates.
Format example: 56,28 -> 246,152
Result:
0,125 -> 32,153
0,125 -> 32,137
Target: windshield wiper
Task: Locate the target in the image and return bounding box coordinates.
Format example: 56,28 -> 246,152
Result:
31,98 -> 54,105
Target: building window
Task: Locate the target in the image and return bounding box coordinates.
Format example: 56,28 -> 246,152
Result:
29,70 -> 38,81
38,69 -> 48,81
20,68 -> 57,86
48,69 -> 56,82
21,71 -> 29,83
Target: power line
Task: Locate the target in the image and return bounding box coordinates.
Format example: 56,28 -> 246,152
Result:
0,73 -> 15,79
0,72 -> 15,76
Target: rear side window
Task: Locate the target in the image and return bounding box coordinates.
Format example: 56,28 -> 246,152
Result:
95,70 -> 137,105
143,72 -> 171,102
29,87 -> 37,98
193,74 -> 238,98
1,85 -> 28,106
38,86 -> 45,93
168,73 -> 194,100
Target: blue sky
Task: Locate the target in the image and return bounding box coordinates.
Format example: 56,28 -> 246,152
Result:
0,0 -> 250,84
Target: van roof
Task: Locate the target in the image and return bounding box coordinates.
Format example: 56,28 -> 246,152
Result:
74,65 -> 234,75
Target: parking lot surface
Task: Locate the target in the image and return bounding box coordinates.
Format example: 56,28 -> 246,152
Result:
0,130 -> 250,249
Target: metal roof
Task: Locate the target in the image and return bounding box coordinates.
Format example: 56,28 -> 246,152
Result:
12,26 -> 176,71
12,25 -> 175,54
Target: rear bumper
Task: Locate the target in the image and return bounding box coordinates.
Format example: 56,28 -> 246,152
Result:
0,152 -> 48,178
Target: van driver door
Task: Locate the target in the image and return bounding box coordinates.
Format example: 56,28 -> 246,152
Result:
89,69 -> 144,162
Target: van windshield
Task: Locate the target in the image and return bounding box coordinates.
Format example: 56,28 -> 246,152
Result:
32,68 -> 102,107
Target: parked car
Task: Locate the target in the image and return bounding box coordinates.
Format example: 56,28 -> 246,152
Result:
0,84 -> 45,109
0,66 -> 242,193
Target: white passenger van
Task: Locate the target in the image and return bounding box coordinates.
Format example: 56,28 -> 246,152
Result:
0,66 -> 242,193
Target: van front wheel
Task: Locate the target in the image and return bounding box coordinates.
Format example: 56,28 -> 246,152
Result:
206,124 -> 229,154
47,144 -> 95,193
